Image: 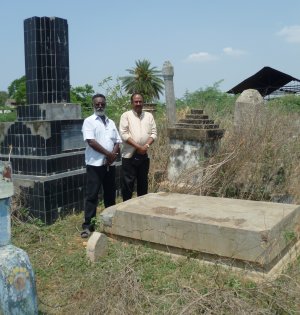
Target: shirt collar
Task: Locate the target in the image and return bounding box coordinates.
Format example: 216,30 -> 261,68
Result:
131,109 -> 144,119
93,113 -> 109,123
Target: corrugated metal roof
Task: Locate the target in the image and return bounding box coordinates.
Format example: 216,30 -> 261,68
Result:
227,66 -> 300,97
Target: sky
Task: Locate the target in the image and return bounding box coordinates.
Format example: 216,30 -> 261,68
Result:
1,0 -> 300,99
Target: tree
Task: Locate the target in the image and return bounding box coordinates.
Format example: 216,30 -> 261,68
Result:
70,84 -> 95,118
121,59 -> 164,103
98,76 -> 130,123
0,91 -> 9,106
8,75 -> 26,105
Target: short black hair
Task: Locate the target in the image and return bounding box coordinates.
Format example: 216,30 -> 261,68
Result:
92,93 -> 106,101
130,92 -> 143,103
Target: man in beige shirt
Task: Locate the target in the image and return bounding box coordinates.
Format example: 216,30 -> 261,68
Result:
119,93 -> 157,201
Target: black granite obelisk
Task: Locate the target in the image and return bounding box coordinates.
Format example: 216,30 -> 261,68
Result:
0,17 -> 86,224
25,16 -> 70,105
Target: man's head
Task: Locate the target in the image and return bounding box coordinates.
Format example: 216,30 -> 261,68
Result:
92,93 -> 106,116
131,93 -> 144,116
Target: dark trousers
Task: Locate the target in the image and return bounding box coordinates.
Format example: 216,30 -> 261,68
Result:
82,165 -> 116,230
121,156 -> 150,201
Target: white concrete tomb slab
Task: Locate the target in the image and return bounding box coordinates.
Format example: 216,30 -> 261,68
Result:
100,192 -> 300,277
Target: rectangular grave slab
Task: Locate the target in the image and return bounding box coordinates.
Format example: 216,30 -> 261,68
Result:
100,192 -> 300,276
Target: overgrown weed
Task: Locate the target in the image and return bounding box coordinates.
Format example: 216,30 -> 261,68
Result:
159,104 -> 300,203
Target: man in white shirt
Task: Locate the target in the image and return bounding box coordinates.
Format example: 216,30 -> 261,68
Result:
119,93 -> 157,201
81,94 -> 122,238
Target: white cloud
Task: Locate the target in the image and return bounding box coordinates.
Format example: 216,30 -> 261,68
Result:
277,25 -> 300,43
184,52 -> 218,63
223,47 -> 246,57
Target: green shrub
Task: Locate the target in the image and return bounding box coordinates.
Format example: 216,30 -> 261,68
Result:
0,106 -> 16,121
176,81 -> 237,120
268,94 -> 300,112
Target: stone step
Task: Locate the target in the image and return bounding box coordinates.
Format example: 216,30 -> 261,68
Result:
190,109 -> 204,114
168,127 -> 225,141
178,119 -> 215,124
186,114 -> 209,119
175,123 -> 219,129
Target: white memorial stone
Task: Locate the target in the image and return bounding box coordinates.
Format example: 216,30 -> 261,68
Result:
234,89 -> 265,134
86,232 -> 108,262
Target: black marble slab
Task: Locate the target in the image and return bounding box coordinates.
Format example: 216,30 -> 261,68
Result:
0,120 -> 84,156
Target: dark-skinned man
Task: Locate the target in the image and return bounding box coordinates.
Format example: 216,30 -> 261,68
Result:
81,94 -> 121,238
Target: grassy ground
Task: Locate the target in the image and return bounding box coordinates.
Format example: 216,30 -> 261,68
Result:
12,210 -> 300,315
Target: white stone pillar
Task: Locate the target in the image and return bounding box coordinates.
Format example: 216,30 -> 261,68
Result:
162,61 -> 176,127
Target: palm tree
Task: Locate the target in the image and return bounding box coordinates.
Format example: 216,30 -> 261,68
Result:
121,59 -> 164,103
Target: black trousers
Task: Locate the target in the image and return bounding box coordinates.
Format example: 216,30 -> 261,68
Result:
82,165 -> 116,230
121,156 -> 150,201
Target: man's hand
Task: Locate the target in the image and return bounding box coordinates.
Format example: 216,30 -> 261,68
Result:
126,137 -> 153,155
106,152 -> 118,165
87,139 -> 119,165
106,143 -> 120,165
136,144 -> 148,155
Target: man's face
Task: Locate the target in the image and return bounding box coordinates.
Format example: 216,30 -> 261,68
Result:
132,94 -> 143,115
93,96 -> 106,116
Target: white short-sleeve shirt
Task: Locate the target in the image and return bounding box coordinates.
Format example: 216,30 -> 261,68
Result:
82,113 -> 122,166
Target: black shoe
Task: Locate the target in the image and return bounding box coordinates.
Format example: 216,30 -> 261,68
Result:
80,229 -> 91,239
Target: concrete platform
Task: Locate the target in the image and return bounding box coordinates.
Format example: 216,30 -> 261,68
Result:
100,192 -> 300,278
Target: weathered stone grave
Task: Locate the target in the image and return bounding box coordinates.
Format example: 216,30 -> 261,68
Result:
234,88 -> 266,134
167,108 -> 224,181
100,192 -> 300,280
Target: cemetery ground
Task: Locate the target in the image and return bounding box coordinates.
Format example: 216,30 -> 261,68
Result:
7,91 -> 300,314
11,207 -> 300,315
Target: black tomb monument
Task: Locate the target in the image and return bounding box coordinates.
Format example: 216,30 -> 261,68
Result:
0,17 -> 86,224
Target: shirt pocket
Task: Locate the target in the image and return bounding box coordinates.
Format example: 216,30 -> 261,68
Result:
108,128 -> 117,142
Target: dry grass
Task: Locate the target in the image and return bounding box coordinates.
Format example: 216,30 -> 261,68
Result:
157,106 -> 300,204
